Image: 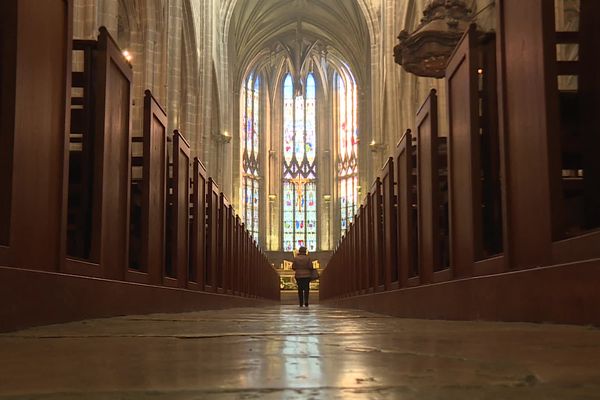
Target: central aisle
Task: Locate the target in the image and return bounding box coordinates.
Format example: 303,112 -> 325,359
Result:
2,305 -> 600,399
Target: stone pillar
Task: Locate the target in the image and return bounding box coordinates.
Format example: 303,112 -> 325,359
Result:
166,0 -> 183,134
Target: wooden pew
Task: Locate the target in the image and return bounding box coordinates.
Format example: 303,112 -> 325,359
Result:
415,89 -> 443,283
165,130 -> 190,288
578,0 -> 600,232
350,222 -> 358,294
495,0 -> 558,269
190,157 -> 208,290
0,0 -> 72,270
395,130 -> 418,287
226,205 -> 235,293
369,179 -> 384,290
343,230 -> 350,296
64,27 -> 133,279
244,229 -> 251,296
551,0 -> 600,249
94,27 -> 133,280
445,24 -> 480,278
127,90 -> 167,285
240,224 -> 247,296
218,194 -> 233,293
477,32 -> 503,260
67,39 -> 96,260
381,157 -> 397,290
357,206 -> 368,292
446,24 -> 503,277
0,2 -> 16,250
250,232 -> 256,297
232,216 -> 241,294
205,178 -> 220,292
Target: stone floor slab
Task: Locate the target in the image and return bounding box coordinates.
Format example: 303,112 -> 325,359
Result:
1,305 -> 600,399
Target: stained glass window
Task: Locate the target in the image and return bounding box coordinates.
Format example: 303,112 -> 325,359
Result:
241,74 -> 260,239
337,73 -> 358,233
282,73 -> 318,252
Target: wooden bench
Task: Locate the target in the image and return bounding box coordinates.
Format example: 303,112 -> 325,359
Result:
0,0 -> 73,269
445,24 -> 503,278
553,0 -> 600,238
394,130 -> 418,287
189,157 -> 208,290
164,130 -> 191,288
64,27 -> 133,280
381,157 -> 397,290
127,90 -> 168,285
369,178 -> 384,291
205,178 -> 220,292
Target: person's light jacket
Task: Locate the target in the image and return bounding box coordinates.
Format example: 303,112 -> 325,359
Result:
292,254 -> 313,278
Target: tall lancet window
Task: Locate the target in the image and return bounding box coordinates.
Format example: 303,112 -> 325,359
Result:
337,73 -> 358,233
282,73 -> 317,251
241,74 -> 260,239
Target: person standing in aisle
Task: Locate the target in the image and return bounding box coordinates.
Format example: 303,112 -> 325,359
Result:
292,246 -> 313,307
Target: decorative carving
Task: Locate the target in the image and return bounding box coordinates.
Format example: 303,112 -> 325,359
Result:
394,0 -> 472,78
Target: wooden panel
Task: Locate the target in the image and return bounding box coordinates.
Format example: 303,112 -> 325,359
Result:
243,229 -> 250,295
322,258 -> 600,326
382,158 -> 397,289
0,0 -> 72,270
370,179 -> 384,289
496,0 -> 557,269
232,216 -> 240,294
238,224 -> 244,295
67,39 -> 96,260
93,27 -> 133,280
478,35 -> 504,259
226,206 -> 234,293
138,90 -> 167,285
217,194 -> 231,292
416,89 -> 440,284
358,208 -> 367,291
0,1 -> 17,249
0,265 -> 277,333
579,0 -> 600,231
395,130 -> 416,286
172,130 -> 190,288
190,158 -> 207,288
250,236 -> 255,295
541,0 -> 600,261
446,25 -> 481,278
353,223 -> 359,293
206,178 -> 219,292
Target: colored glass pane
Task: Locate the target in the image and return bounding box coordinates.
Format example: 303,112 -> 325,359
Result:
283,75 -> 294,165
241,74 -> 260,239
338,73 -> 358,233
306,75 -> 316,165
282,73 -> 318,251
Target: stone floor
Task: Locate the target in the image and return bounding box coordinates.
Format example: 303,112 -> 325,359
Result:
1,305 -> 600,399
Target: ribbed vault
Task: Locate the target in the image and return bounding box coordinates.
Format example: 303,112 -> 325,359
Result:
228,0 -> 371,87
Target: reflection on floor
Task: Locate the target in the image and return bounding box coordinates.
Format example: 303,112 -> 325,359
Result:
1,305 -> 600,399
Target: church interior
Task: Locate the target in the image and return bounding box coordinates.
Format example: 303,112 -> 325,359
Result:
2,0 -> 600,397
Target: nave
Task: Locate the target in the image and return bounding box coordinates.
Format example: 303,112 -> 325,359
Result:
2,305 -> 600,399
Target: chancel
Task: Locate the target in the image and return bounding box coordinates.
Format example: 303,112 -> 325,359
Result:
1,0 -> 600,398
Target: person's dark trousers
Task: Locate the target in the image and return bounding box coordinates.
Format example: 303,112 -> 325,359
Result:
296,278 -> 311,306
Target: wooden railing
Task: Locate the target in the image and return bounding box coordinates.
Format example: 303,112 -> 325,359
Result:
321,6 -> 600,305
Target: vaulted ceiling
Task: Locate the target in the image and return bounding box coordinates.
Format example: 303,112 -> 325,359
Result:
228,0 -> 371,86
